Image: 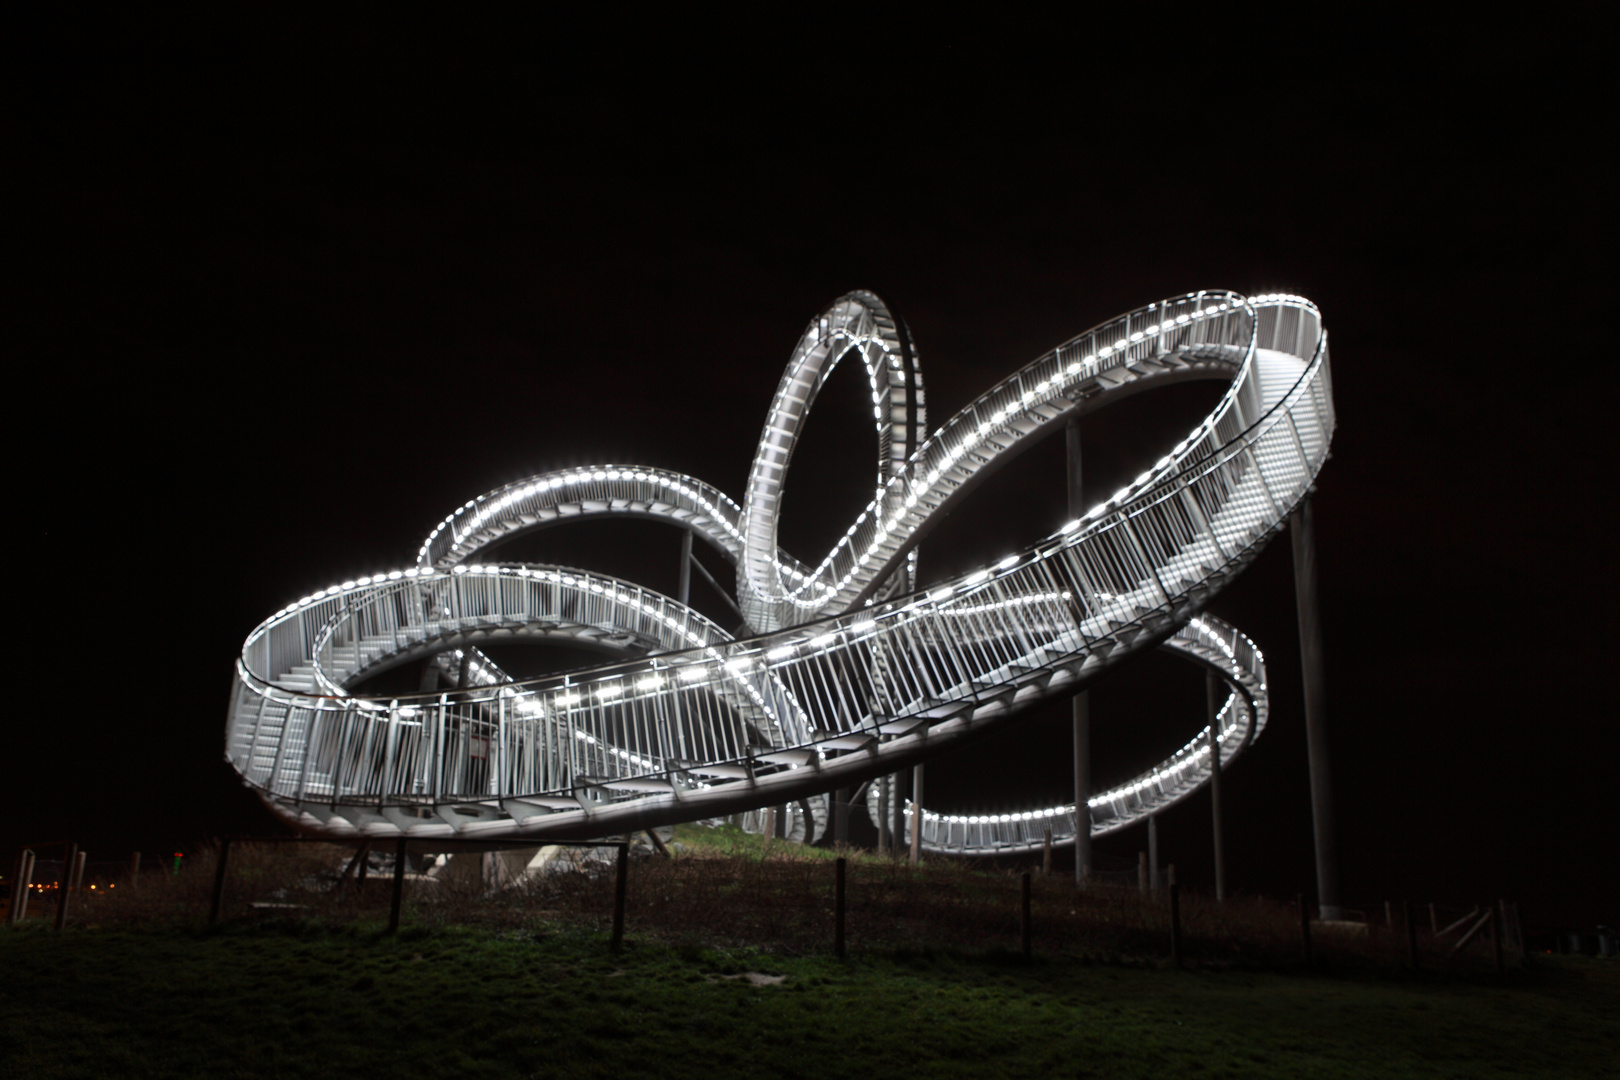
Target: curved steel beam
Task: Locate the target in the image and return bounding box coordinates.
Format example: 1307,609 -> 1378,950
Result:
224,291 -> 1334,850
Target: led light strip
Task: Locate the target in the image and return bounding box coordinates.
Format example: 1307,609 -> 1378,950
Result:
227,290 -> 1332,851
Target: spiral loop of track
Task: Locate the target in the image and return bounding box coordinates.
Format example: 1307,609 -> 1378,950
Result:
227,290 -> 1333,852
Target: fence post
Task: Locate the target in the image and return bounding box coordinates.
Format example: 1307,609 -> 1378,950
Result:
1021,871 -> 1032,958
1170,882 -> 1183,968
611,843 -> 628,952
71,851 -> 86,893
209,839 -> 232,926
834,857 -> 846,959
1404,899 -> 1419,969
1298,894 -> 1314,967
387,838 -> 407,934
54,843 -> 78,931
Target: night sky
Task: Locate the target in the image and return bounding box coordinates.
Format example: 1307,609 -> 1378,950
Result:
11,11 -> 1611,926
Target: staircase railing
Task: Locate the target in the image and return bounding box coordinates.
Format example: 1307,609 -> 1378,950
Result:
226,294 -> 1332,841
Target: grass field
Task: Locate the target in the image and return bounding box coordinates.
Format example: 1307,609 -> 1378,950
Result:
4,828 -> 1614,1078
3,921 -> 1615,1079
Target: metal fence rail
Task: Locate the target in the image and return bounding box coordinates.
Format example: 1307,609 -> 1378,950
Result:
226,292 -> 1333,845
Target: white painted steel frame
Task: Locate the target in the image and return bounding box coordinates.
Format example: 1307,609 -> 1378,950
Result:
226,291 -> 1334,854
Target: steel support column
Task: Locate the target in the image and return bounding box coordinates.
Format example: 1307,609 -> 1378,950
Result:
909,764 -> 924,865
677,529 -> 692,607
1206,670 -> 1226,902
1290,494 -> 1342,920
876,776 -> 890,854
1068,417 -> 1091,885
1148,813 -> 1160,893
891,770 -> 906,858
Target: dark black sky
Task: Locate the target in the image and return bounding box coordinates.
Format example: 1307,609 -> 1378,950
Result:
10,10 -> 1612,925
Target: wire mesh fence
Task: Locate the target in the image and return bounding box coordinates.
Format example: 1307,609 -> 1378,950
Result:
2,834 -> 1542,972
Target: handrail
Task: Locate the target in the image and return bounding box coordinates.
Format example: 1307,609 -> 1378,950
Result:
225,291 -> 1333,844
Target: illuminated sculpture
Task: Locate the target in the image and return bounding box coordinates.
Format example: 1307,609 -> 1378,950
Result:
227,291 -> 1333,854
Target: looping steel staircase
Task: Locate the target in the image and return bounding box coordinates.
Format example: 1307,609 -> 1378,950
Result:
226,291 -> 1334,853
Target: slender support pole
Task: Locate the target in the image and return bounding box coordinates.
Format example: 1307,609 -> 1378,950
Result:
1043,829 -> 1053,877
1439,906 -> 1481,939
1148,814 -> 1160,895
610,843 -> 629,951
1496,899 -> 1518,955
1073,692 -> 1091,886
334,841 -> 371,893
1138,851 -> 1147,895
1067,418 -> 1092,887
1169,882 -> 1183,968
70,852 -> 86,893
1404,899 -> 1419,969
891,770 -> 905,860
762,806 -> 776,848
13,851 -> 34,923
685,552 -> 748,624
677,529 -> 692,607
1290,495 -> 1342,920
7,850 -> 23,926
1206,670 -> 1226,902
1021,871 -> 1032,958
8,849 -> 32,926
1449,909 -> 1493,955
909,765 -> 924,865
834,857 -> 846,959
1298,893 -> 1314,966
876,777 -> 889,854
128,852 -> 141,889
209,839 -> 231,926
54,843 -> 77,931
387,839 -> 407,934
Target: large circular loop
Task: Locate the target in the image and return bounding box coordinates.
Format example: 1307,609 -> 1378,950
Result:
225,291 -> 1333,851
738,290 -> 925,632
